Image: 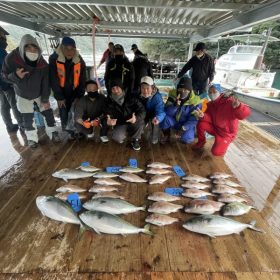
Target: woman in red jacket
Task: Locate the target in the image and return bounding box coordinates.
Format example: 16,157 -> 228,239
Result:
192,84 -> 251,156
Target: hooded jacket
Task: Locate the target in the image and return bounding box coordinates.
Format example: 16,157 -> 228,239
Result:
0,46 -> 12,91
201,94 -> 251,139
105,93 -> 146,125
1,34 -> 50,102
165,91 -> 202,129
49,45 -> 86,101
141,90 -> 166,123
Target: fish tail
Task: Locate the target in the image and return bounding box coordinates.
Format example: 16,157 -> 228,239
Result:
248,221 -> 264,233
141,205 -> 146,211
143,224 -> 154,236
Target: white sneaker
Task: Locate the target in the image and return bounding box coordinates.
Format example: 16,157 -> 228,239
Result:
87,132 -> 95,139
100,136 -> 109,143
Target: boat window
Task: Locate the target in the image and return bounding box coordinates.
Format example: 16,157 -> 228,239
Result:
235,46 -> 262,54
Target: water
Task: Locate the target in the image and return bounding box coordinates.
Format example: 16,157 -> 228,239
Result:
272,69 -> 280,90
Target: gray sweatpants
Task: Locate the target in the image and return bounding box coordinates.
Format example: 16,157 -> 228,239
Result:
0,88 -> 23,128
16,95 -> 57,143
112,119 -> 145,143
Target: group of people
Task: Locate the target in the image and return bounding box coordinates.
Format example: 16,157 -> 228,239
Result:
0,26 -> 251,156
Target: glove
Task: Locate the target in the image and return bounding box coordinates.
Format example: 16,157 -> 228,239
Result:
83,120 -> 91,129
91,118 -> 100,127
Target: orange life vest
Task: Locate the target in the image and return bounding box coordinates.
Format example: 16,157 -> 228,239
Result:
56,61 -> 81,89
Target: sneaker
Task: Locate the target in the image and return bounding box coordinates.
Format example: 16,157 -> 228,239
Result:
87,132 -> 95,139
68,131 -> 76,141
100,136 -> 109,143
6,124 -> 18,133
27,140 -> 38,149
131,139 -> 141,151
191,141 -> 206,150
52,131 -> 61,143
152,138 -> 159,145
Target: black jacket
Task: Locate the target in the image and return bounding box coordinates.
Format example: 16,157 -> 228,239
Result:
105,94 -> 146,125
49,45 -> 86,101
104,56 -> 134,95
177,53 -> 215,83
132,54 -> 153,91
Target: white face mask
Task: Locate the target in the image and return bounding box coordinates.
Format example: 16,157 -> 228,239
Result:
209,92 -> 220,101
25,51 -> 39,61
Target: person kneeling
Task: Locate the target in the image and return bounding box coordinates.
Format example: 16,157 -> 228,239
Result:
105,79 -> 146,151
160,77 -> 202,144
192,84 -> 251,156
74,80 -> 108,142
140,76 -> 166,144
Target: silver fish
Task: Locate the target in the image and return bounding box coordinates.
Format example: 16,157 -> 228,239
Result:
92,172 -> 119,178
145,214 -> 179,226
210,172 -> 232,179
52,168 -> 94,182
89,185 -> 119,193
217,194 -> 251,204
55,192 -> 88,201
181,182 -> 209,190
119,166 -> 144,173
182,189 -> 214,199
147,162 -> 172,169
212,185 -> 241,194
146,168 -> 172,175
119,173 -> 147,183
222,202 -> 254,216
83,197 -> 145,214
94,178 -> 121,185
182,174 -> 210,182
212,179 -> 240,187
91,192 -> 125,200
148,201 -> 183,214
77,165 -> 101,172
184,199 -> 224,215
183,214 -> 262,237
147,192 -> 180,202
149,175 -> 172,185
36,196 -> 80,224
56,184 -> 87,193
80,211 -> 153,235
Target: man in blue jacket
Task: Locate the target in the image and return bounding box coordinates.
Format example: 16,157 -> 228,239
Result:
160,77 -> 202,144
140,76 -> 165,144
0,26 -> 23,132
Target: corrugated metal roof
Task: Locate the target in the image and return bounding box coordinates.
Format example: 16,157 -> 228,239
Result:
0,0 -> 280,40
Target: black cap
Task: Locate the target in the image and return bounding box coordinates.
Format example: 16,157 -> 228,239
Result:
0,26 -> 9,36
131,44 -> 138,50
177,77 -> 193,91
85,79 -> 98,87
110,79 -> 123,89
194,42 -> 206,51
114,44 -> 124,52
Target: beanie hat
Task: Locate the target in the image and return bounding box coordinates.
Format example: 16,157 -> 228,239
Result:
110,79 -> 124,89
62,37 -> 76,48
194,42 -> 206,51
85,79 -> 98,88
177,77 -> 193,91
114,44 -> 124,52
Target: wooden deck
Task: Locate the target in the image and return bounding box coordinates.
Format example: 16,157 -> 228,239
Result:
0,121 -> 279,280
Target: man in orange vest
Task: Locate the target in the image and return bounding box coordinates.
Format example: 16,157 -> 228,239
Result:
49,37 -> 86,137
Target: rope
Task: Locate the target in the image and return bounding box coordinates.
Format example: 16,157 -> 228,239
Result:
92,16 -> 101,90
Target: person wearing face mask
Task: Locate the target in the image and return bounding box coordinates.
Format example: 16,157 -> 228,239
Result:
1,34 -> 60,148
49,36 -> 86,136
160,77 -> 202,144
139,76 -> 165,144
192,84 -> 251,156
105,78 -> 145,151
175,42 -> 215,98
74,80 -> 108,142
0,26 -> 24,133
104,44 -> 134,96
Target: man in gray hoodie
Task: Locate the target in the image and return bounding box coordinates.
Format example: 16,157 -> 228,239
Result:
1,34 -> 60,148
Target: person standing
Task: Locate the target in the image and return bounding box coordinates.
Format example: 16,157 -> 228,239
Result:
176,42 -> 215,98
131,44 -> 153,96
0,26 -> 23,133
2,34 -> 60,148
49,37 -> 86,133
97,42 -> 114,69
